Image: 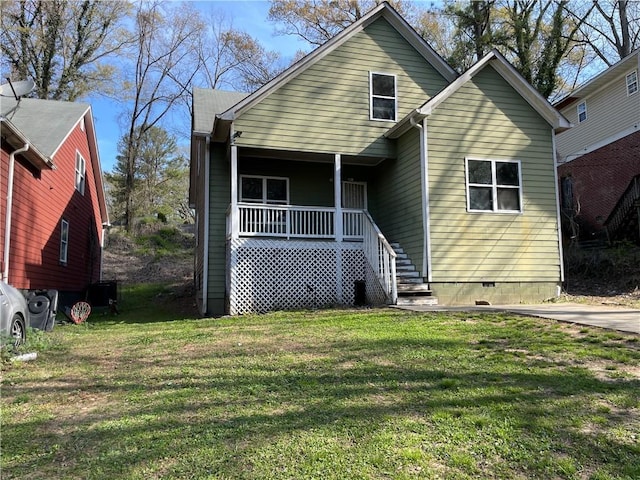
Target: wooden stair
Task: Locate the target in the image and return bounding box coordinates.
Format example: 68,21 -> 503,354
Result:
391,243 -> 437,306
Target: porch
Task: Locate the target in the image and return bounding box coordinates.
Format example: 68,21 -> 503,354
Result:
226,203 -> 397,314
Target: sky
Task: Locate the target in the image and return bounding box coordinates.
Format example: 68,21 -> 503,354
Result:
90,0 -> 309,173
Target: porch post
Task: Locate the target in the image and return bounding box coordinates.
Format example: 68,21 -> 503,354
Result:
334,153 -> 343,303
230,144 -> 239,240
334,153 -> 342,242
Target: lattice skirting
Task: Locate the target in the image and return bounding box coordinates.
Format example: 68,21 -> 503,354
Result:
228,238 -> 388,314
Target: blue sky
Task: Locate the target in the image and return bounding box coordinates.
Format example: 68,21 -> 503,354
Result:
91,0 -> 308,172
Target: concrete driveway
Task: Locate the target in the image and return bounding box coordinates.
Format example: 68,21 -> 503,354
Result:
393,303 -> 640,334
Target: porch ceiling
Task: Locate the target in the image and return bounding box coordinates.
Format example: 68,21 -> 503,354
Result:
239,147 -> 390,166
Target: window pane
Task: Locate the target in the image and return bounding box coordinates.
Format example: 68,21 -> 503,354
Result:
266,179 -> 287,202
468,160 -> 492,184
372,97 -> 395,120
497,188 -> 520,211
372,74 -> 394,97
241,177 -> 263,200
469,186 -> 492,210
496,162 -> 519,186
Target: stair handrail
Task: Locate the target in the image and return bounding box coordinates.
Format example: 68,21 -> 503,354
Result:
362,211 -> 397,304
604,174 -> 640,239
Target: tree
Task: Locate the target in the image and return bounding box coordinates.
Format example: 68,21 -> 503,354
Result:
118,1 -> 204,232
0,0 -> 132,100
191,9 -> 285,93
268,0 -> 415,47
443,0 -> 496,71
566,0 -> 639,66
107,126 -> 190,225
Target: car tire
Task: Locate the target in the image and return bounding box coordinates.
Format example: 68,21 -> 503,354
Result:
10,314 -> 26,347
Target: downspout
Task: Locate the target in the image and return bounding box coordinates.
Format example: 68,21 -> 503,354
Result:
551,129 -> 565,291
409,116 -> 433,283
3,143 -> 29,283
202,135 -> 211,315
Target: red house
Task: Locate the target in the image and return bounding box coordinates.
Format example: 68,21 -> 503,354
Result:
1,96 -> 109,301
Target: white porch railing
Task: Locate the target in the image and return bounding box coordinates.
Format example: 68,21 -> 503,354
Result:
235,203 -> 368,239
362,211 -> 397,303
228,203 -> 397,303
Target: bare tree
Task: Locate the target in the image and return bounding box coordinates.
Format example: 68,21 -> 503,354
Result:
119,1 -> 204,232
0,0 -> 132,100
192,9 -> 285,94
267,0 -> 415,47
566,0 -> 639,66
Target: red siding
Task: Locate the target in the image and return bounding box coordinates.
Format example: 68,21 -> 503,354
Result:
558,131 -> 640,237
1,119 -> 104,292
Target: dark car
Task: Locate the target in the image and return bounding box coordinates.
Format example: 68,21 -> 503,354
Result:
0,281 -> 29,347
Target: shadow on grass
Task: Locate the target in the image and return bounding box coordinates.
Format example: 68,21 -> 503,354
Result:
4,313 -> 640,479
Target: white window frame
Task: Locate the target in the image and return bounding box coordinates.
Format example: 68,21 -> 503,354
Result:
369,72 -> 397,122
465,157 -> 523,214
60,219 -> 69,264
75,151 -> 86,195
239,175 -> 289,204
577,101 -> 587,123
626,70 -> 638,96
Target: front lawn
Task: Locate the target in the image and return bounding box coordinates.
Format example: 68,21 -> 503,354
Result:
2,285 -> 639,479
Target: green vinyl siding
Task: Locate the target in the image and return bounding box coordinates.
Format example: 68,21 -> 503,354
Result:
369,127 -> 424,275
427,65 -> 561,283
234,17 -> 448,159
207,143 -> 231,314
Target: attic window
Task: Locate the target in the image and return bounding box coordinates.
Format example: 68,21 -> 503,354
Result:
577,101 -> 587,123
370,72 -> 397,121
627,70 -> 638,96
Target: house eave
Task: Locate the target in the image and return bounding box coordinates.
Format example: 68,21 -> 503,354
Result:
1,118 -> 54,170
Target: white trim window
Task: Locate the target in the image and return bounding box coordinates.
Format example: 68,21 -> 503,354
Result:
60,219 -> 69,264
466,158 -> 523,213
626,70 -> 638,96
75,151 -> 86,195
370,72 -> 397,121
577,101 -> 587,123
240,175 -> 289,204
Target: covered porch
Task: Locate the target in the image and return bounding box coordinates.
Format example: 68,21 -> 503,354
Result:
225,145 -> 397,314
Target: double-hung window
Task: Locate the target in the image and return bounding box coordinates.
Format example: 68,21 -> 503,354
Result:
240,175 -> 288,204
75,151 -> 86,195
627,70 -> 638,96
466,158 -> 523,213
60,219 -> 69,264
577,101 -> 587,123
370,72 -> 397,121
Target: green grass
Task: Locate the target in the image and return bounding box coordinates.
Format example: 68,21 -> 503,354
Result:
2,286 -> 639,479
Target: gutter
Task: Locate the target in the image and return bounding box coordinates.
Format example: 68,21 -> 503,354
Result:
3,143 -> 30,283
202,135 -> 211,315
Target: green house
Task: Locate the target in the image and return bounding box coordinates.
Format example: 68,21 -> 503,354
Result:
190,2 -> 570,316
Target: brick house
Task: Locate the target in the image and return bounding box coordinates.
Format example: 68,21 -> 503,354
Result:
555,50 -> 640,242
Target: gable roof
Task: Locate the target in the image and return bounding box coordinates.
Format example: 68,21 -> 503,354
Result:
554,49 -> 639,110
1,97 -> 90,159
386,49 -> 572,138
0,96 -> 109,225
216,1 -> 457,124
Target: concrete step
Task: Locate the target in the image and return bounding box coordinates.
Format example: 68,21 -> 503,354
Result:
396,296 -> 439,306
397,283 -> 432,294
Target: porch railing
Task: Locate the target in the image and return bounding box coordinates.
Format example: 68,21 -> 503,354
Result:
362,211 -> 397,303
235,203 -> 366,239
